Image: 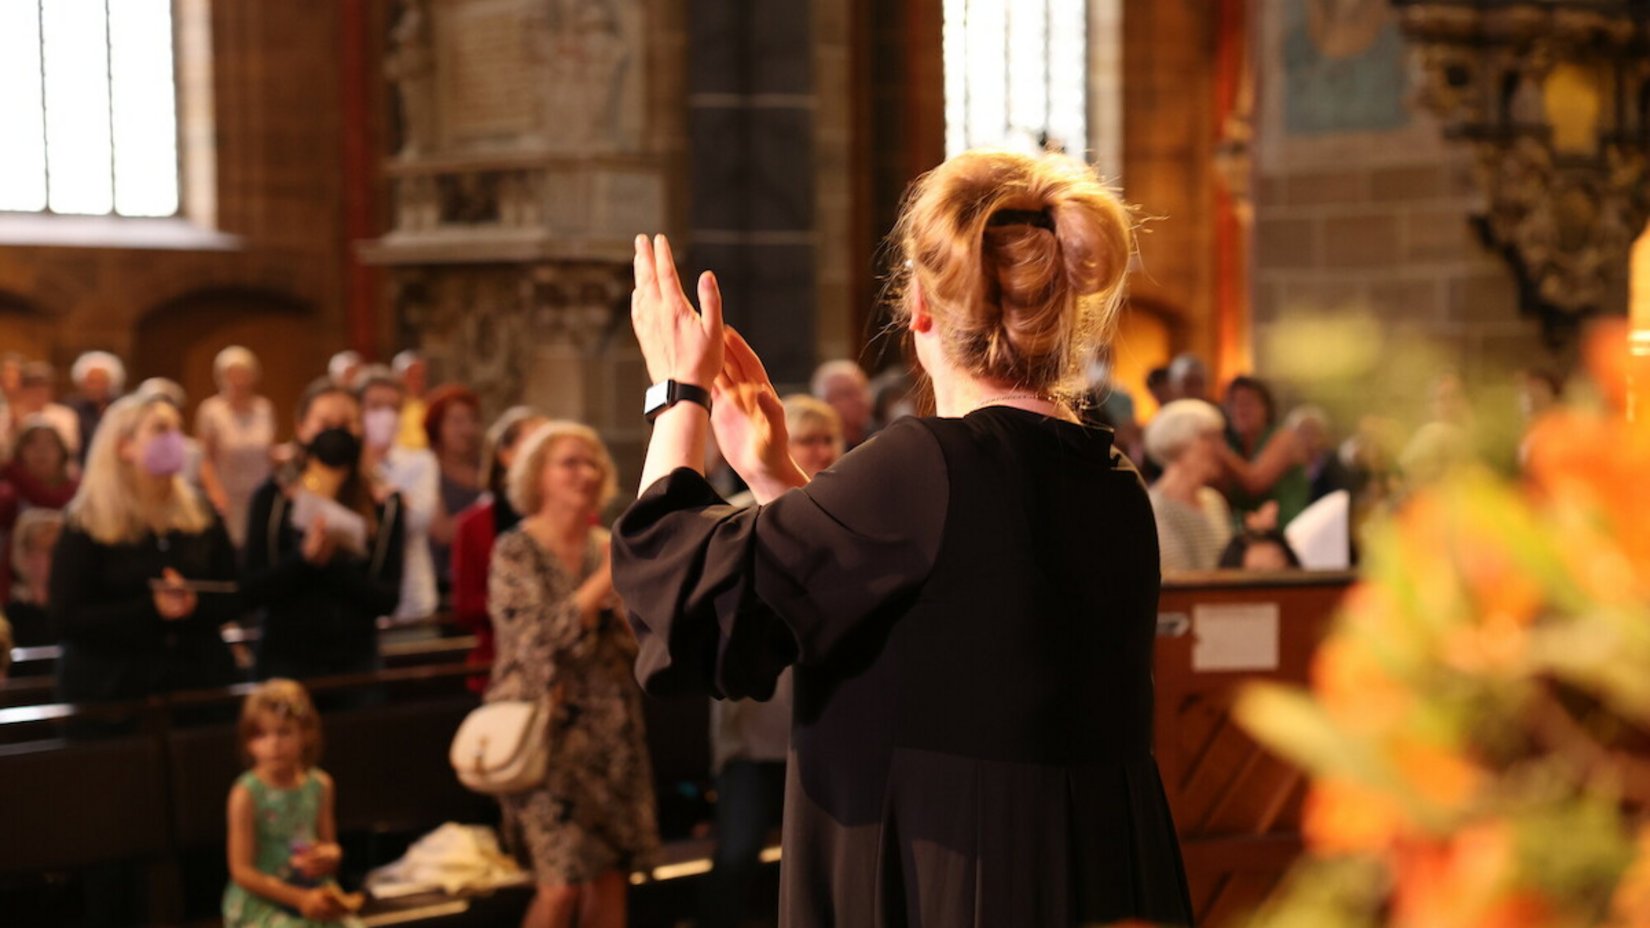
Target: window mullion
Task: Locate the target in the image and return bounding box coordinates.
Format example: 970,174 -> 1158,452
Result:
105,0 -> 118,216
38,0 -> 52,213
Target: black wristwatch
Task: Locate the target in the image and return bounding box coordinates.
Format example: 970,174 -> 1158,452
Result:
643,379 -> 712,422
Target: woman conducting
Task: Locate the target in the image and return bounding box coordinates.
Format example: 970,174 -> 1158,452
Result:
613,149 -> 1192,926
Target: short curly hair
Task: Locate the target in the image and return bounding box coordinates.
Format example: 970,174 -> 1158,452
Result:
506,421 -> 618,517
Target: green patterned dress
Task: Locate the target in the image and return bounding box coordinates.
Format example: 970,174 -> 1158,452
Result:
221,769 -> 364,928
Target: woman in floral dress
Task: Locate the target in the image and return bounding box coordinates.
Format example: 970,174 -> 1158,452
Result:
486,421 -> 657,928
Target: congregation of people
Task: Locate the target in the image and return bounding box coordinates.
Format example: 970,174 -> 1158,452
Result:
0,330 -> 1564,926
1081,352 -> 1568,575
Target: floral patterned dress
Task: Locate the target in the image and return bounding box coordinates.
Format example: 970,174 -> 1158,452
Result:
485,528 -> 659,885
221,769 -> 363,928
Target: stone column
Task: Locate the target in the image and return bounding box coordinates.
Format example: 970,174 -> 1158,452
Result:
685,0 -> 816,387
361,0 -> 686,493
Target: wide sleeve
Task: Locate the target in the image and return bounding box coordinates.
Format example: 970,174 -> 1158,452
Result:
612,416 -> 948,700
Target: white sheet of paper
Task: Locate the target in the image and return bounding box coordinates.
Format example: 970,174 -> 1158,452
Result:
1192,602 -> 1281,672
1284,489 -> 1351,570
290,489 -> 369,557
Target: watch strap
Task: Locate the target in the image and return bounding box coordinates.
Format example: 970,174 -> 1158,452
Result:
644,379 -> 712,421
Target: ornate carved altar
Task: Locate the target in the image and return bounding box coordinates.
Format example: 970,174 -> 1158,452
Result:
1391,0 -> 1650,343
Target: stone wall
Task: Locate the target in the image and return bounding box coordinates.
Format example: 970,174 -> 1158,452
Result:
1249,0 -> 1566,416
0,0 -> 363,432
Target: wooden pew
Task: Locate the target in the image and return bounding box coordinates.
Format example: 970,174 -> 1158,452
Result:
1154,569 -> 1354,927
0,733 -> 170,873
1,628 -> 479,711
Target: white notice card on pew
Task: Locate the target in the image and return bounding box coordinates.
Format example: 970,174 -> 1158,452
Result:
1191,603 -> 1280,672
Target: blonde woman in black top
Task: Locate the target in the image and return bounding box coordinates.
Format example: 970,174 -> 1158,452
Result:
52,392 -> 238,704
616,150 -> 1192,926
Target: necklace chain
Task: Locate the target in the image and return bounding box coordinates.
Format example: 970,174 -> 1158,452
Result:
975,392 -> 1053,407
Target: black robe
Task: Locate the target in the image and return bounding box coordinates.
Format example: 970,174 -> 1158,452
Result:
614,408 -> 1192,927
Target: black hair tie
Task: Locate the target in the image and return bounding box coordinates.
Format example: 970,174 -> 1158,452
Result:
987,208 -> 1055,232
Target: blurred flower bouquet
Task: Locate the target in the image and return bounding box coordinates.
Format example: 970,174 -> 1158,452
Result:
1236,338 -> 1650,927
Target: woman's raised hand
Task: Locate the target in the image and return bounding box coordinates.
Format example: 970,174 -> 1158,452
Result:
631,234 -> 723,389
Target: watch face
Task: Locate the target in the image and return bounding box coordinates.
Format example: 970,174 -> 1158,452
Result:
644,381 -> 669,415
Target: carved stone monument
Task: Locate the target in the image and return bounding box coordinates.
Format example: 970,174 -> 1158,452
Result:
363,0 -> 678,487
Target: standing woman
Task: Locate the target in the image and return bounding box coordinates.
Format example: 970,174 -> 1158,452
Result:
51,392 -> 239,705
451,406 -> 547,691
66,350 -> 126,462
615,150 -> 1192,925
487,421 -> 657,928
423,385 -> 485,597
197,346 -> 277,549
700,394 -> 842,928
1220,374 -> 1309,530
242,379 -> 404,681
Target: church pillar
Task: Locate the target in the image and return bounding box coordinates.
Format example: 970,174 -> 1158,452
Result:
360,0 -> 686,489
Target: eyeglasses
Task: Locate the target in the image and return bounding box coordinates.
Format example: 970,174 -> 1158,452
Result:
790,434 -> 839,448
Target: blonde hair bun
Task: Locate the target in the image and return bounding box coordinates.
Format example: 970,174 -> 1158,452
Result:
893,149 -> 1134,395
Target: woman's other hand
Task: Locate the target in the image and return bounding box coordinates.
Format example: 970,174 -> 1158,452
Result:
574,541 -> 616,628
152,567 -> 198,621
713,328 -> 808,499
1243,500 -> 1280,533
630,234 -> 723,390
301,515 -> 337,566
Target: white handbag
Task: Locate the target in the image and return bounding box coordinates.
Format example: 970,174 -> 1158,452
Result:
449,698 -> 553,795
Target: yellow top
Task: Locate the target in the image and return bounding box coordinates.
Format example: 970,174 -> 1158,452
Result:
397,397 -> 429,449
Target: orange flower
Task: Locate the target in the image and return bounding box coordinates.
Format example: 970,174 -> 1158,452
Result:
1303,777 -> 1411,856
1525,409 -> 1650,579
1609,824 -> 1650,928
1585,318 -> 1629,416
1311,634 -> 1412,733
1441,611 -> 1531,675
1390,737 -> 1485,812
1391,821 -> 1551,928
1455,540 -> 1545,630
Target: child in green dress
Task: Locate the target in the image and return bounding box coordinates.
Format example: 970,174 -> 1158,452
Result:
223,679 -> 365,927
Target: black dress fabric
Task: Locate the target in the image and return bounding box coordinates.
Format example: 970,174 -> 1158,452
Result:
614,409 -> 1193,927
50,516 -> 240,704
241,479 -> 404,678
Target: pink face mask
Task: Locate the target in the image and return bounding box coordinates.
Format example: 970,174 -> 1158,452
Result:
142,430 -> 188,477
363,407 -> 399,450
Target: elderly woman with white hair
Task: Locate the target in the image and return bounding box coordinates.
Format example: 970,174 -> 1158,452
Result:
67,350 -> 126,461
1144,399 -> 1234,573
485,421 -> 657,928
196,346 -> 276,547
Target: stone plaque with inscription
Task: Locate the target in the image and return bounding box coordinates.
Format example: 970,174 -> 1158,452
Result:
436,0 -> 538,145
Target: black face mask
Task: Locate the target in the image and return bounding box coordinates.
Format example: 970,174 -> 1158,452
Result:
308,427 -> 361,469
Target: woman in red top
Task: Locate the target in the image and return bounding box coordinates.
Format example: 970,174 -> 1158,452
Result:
450,406 -> 546,691
0,420 -> 79,603
5,419 -> 79,511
